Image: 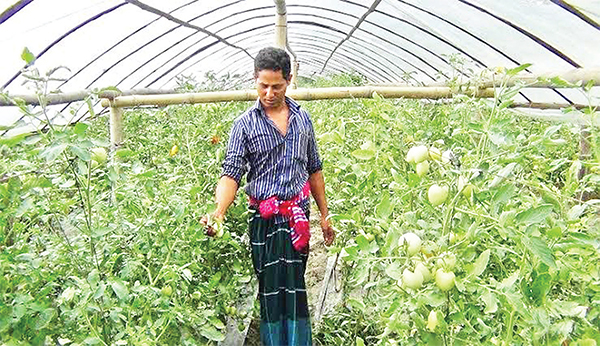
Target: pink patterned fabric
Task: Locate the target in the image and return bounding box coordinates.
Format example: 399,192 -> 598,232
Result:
250,182 -> 311,251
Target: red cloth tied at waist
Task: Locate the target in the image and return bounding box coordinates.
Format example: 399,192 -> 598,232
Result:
249,182 -> 311,251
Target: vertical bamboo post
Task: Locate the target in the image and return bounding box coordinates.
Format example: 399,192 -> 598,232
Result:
109,106 -> 124,147
578,125 -> 591,200
291,61 -> 299,89
274,2 -> 286,49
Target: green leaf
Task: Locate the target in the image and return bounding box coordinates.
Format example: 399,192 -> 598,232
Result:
351,149 -> 375,160
356,337 -> 365,346
482,290 -> 498,314
567,204 -> 587,221
516,204 -> 553,226
506,63 -> 531,76
21,47 -> 35,64
23,135 -> 42,145
34,308 -> 55,330
210,317 -> 225,330
524,236 -> 556,269
0,133 -> 28,147
530,269 -> 552,304
111,279 -> 129,301
93,282 -> 106,300
92,227 -> 112,238
471,249 -> 490,277
489,162 -> 517,188
584,79 -> 595,92
69,144 -> 91,161
83,337 -> 101,345
15,197 -> 34,217
376,191 -> 392,219
550,76 -> 573,88
40,143 -> 67,162
200,325 -> 225,342
492,184 -> 516,214
73,122 -> 89,135
385,261 -> 403,280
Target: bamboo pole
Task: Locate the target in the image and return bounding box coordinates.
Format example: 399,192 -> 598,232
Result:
377,68 -> 600,89
109,106 -> 124,147
0,88 -> 176,107
99,86 -> 496,108
274,6 -> 287,49
3,68 -> 598,108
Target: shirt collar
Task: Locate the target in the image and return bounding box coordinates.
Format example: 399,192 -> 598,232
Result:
252,96 -> 301,118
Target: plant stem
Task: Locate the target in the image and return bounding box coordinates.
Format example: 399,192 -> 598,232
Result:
504,309 -> 515,346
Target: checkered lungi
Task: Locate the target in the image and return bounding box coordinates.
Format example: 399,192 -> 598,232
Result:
249,209 -> 312,346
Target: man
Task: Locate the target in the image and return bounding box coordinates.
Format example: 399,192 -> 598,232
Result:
205,47 -> 335,345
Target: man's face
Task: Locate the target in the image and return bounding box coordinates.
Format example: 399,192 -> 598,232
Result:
255,69 -> 290,110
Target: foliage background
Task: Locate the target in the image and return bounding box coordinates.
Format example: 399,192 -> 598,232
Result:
1,70 -> 599,345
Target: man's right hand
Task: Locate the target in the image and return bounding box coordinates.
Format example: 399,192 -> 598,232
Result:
201,213 -> 224,237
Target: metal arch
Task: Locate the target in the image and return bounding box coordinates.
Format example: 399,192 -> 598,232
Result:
292,20 -> 441,79
123,0 -> 253,59
88,2 -> 442,90
320,0 -> 382,74
286,11 -> 443,79
215,38 -> 395,83
58,0 -> 206,89
179,21 -> 414,86
1,2 -> 127,90
114,12 -> 273,88
287,30 -> 412,81
458,0 -> 581,68
285,43 -> 393,82
551,0 -> 600,31
141,24 -> 274,88
223,50 -> 358,83
83,2 -> 264,89
384,0 -> 575,105
197,23 -> 409,84
290,4 -> 451,72
0,0 -> 33,25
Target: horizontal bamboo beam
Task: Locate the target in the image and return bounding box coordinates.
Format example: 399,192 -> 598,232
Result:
0,88 -> 176,107
100,86 -> 496,108
377,68 -> 600,89
479,67 -> 600,89
511,102 -> 595,110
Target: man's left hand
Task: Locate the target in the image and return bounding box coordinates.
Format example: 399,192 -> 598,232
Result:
321,217 -> 335,246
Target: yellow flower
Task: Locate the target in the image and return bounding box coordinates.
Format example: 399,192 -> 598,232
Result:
169,144 -> 179,157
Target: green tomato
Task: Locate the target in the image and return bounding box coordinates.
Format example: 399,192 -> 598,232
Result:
161,285 -> 172,296
401,268 -> 424,290
415,262 -> 432,282
427,310 -> 440,332
398,232 -> 421,256
436,252 -> 457,270
429,147 -> 441,161
458,176 -> 474,198
412,145 -> 429,163
90,147 -> 107,164
428,184 -> 448,206
416,160 -> 430,177
435,268 -> 455,291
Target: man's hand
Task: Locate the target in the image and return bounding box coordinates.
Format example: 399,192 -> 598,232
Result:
201,213 -> 224,237
321,216 -> 335,246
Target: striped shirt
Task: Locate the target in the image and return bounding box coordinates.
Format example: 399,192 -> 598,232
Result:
222,97 -> 322,204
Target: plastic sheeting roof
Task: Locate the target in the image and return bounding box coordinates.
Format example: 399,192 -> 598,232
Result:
1,0 -> 600,130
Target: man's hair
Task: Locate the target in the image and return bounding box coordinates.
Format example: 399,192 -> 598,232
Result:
254,47 -> 291,80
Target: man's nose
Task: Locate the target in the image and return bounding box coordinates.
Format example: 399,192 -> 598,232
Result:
266,87 -> 275,97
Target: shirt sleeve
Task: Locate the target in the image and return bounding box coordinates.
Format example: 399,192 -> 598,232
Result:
306,115 -> 323,175
221,119 -> 248,183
